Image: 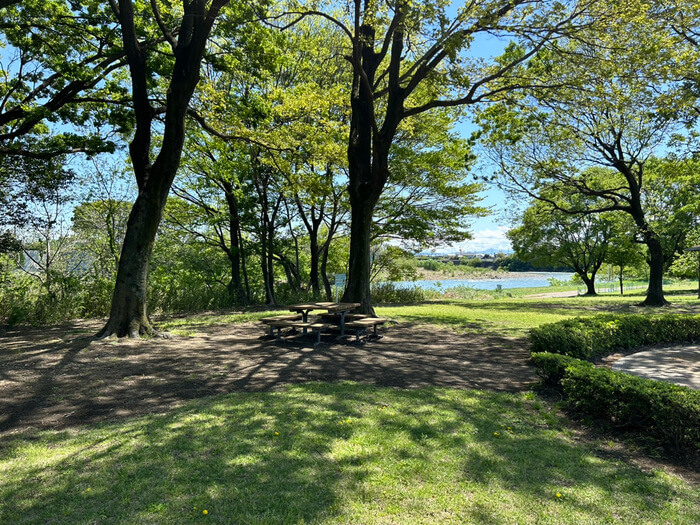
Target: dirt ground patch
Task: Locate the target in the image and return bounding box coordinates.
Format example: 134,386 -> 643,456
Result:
0,320 -> 535,435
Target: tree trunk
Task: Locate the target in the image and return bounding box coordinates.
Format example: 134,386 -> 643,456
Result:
98,0 -> 228,337
266,216 -> 276,304
341,199 -> 376,314
618,267 -> 624,295
97,186 -> 165,337
260,224 -> 275,306
641,235 -> 668,306
579,272 -> 597,296
309,230 -> 320,298
224,186 -> 246,305
240,233 -> 251,303
276,254 -> 301,291
320,243 -> 332,301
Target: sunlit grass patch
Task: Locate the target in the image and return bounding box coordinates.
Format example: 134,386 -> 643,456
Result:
1,383 -> 698,524
378,288 -> 700,336
157,309 -> 282,332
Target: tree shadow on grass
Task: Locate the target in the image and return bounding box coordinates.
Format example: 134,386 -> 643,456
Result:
0,385 -> 369,524
1,384 -> 695,524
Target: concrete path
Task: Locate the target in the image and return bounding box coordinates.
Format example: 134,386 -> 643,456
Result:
612,345 -> 700,390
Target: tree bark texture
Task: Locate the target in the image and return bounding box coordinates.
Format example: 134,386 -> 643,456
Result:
642,234 -> 668,306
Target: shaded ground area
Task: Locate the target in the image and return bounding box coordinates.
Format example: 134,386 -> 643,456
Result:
0,321 -> 534,435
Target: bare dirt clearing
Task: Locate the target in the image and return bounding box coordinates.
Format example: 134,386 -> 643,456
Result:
0,320 -> 534,435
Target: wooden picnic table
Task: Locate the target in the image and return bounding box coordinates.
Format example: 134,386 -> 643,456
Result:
288,302 -> 361,336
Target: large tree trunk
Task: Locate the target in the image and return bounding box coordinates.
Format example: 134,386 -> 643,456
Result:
340,6 -> 404,314
98,187 -> 165,337
98,0 -> 228,337
642,235 -> 668,306
342,198 -> 377,314
309,229 -> 321,298
579,273 -> 597,296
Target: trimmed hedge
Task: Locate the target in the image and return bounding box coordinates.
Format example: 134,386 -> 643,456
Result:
531,352 -> 700,455
530,352 -> 583,385
529,313 -> 700,359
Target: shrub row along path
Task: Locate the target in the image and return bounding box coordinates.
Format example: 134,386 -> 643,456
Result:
0,320 -> 534,435
612,344 -> 700,390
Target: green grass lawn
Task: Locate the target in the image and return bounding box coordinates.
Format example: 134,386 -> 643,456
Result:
1,382 -> 698,525
3,287 -> 699,523
156,283 -> 700,338
378,286 -> 700,337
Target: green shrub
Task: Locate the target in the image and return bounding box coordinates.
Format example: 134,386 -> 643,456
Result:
530,351 -> 700,455
371,282 -> 427,304
530,352 -> 582,385
0,273 -> 34,326
417,259 -> 441,271
562,363 -> 700,454
530,313 -> 700,359
79,276 -> 115,318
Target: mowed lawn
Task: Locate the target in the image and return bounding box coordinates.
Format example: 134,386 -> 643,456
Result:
378,286 -> 700,336
2,289 -> 699,524
2,383 -> 698,525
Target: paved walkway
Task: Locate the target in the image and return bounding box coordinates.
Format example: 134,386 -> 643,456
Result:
612,345 -> 700,390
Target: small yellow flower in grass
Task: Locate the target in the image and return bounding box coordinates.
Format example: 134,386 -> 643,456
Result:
274,432 -> 279,436
507,427 -> 512,431
556,493 -> 562,499
203,509 -> 209,515
493,432 -> 499,437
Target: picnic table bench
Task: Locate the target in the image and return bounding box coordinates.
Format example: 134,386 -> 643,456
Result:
259,302 -> 386,346
346,317 -> 388,342
263,319 -> 331,347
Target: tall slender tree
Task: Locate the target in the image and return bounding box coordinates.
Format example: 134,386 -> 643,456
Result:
98,0 -> 232,337
279,0 -> 597,313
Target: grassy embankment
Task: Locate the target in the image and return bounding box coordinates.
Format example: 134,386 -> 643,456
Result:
377,283 -> 700,337
2,286 -> 699,524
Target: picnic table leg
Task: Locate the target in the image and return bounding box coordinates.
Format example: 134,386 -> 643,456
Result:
302,310 -> 309,334
339,311 -> 347,336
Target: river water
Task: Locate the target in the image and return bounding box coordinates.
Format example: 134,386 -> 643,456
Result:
389,272 -> 575,291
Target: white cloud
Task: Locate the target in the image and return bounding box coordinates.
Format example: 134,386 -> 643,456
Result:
452,226 -> 512,253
